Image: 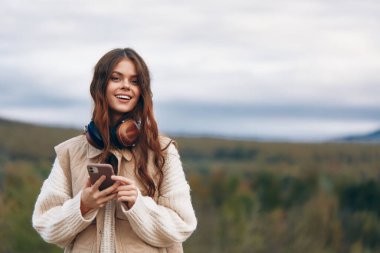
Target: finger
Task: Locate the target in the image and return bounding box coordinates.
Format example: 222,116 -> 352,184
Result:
116,185 -> 136,192
99,181 -> 121,196
117,196 -> 136,203
117,190 -> 137,197
111,175 -> 134,185
85,177 -> 91,188
98,193 -> 117,204
92,175 -> 106,190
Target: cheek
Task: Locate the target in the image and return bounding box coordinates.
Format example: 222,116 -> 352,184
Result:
106,82 -> 115,98
134,88 -> 141,101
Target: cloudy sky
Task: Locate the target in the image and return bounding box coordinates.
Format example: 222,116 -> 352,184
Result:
1,0 -> 380,141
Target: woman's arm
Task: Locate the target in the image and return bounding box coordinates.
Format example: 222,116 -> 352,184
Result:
118,143 -> 197,248
32,158 -> 98,248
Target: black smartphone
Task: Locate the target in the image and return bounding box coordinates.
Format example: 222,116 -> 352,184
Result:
87,163 -> 115,191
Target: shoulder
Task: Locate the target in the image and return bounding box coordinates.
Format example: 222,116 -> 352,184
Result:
159,135 -> 177,153
54,134 -> 89,168
54,134 -> 87,153
158,135 -> 182,162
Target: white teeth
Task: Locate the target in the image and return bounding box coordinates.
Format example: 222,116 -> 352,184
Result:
116,95 -> 131,100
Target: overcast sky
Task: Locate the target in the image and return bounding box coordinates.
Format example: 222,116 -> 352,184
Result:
1,0 -> 380,141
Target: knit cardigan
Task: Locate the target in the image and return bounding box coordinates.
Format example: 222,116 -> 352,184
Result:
32,134 -> 197,253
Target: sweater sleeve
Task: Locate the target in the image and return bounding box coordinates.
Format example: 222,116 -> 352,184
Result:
121,143 -> 197,247
32,158 -> 98,248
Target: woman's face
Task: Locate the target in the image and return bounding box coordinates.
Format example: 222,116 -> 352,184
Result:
106,58 -> 141,124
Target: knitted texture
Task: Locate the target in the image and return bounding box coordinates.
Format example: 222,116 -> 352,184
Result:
32,135 -> 197,253
101,200 -> 115,253
123,144 -> 197,247
32,159 -> 98,248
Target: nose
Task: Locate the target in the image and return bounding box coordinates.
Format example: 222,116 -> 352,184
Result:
121,79 -> 131,90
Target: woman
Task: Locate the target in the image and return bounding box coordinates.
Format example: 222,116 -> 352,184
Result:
32,48 -> 197,253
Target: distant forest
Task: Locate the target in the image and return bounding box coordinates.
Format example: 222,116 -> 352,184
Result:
1,118 -> 380,253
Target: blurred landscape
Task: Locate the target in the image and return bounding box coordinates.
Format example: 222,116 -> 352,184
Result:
1,1 -> 380,252
0,117 -> 380,253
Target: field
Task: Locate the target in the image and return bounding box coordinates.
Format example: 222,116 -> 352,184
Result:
1,118 -> 380,253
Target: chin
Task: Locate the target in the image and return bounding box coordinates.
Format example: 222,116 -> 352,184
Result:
120,107 -> 135,114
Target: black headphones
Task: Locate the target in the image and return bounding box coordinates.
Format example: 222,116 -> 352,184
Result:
85,118 -> 141,149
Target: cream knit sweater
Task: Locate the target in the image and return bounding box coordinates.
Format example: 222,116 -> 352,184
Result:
32,135 -> 197,253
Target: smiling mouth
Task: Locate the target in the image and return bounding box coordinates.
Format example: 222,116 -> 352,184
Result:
116,95 -> 131,100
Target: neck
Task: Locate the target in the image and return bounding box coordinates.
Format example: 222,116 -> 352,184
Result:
110,114 -> 123,126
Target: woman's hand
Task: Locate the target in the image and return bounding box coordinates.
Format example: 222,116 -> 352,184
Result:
111,175 -> 138,209
80,176 -> 120,215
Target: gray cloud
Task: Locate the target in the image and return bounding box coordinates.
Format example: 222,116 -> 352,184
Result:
156,101 -> 380,121
1,0 -> 380,139
0,64 -> 88,108
155,101 -> 380,141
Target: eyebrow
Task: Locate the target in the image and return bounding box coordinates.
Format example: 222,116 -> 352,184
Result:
111,71 -> 137,78
111,71 -> 123,76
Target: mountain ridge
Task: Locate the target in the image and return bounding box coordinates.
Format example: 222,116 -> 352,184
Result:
337,128 -> 380,142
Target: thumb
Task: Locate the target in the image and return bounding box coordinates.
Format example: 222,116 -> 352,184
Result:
85,177 -> 91,188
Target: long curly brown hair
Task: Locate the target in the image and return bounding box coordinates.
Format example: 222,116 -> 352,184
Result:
89,48 -> 165,197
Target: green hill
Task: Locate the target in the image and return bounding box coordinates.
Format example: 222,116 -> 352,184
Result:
1,117 -> 380,253
0,118 -> 81,162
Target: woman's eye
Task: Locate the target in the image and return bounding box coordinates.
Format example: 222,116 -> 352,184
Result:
111,76 -> 120,81
131,79 -> 138,85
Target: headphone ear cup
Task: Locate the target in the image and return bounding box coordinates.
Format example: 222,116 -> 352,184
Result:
115,119 -> 140,147
86,121 -> 104,149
